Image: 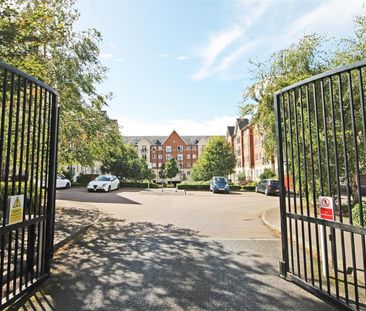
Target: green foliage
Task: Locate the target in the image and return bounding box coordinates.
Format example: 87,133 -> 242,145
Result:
159,162 -> 167,180
119,181 -> 160,189
242,186 -> 256,192
237,172 -> 246,184
101,145 -> 154,181
61,170 -> 74,183
191,136 -> 236,181
165,158 -> 179,180
241,34 -> 331,161
352,203 -> 366,227
0,0 -> 124,166
229,184 -> 241,191
177,181 -> 210,191
76,173 -> 93,184
259,168 -> 276,180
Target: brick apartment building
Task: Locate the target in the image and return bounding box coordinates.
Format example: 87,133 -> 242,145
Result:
125,130 -> 211,182
227,118 -> 276,182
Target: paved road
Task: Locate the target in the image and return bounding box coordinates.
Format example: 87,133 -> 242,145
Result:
19,188 -> 336,311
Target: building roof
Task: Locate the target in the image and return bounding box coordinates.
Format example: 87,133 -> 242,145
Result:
227,126 -> 235,137
124,134 -> 212,146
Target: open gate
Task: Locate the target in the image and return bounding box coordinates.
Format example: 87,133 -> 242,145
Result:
275,59 -> 366,310
0,61 -> 58,309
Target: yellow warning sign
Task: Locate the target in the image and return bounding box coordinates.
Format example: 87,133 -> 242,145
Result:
8,195 -> 24,225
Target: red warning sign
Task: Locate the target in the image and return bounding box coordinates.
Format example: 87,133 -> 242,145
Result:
319,196 -> 334,221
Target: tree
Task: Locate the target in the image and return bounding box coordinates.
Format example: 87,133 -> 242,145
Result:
259,168 -> 276,180
165,158 -> 179,182
101,145 -> 153,181
191,136 -> 236,181
0,0 -> 124,166
159,162 -> 167,182
240,34 -> 331,161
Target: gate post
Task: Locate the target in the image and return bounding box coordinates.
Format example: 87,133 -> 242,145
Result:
44,93 -> 59,274
274,93 -> 289,278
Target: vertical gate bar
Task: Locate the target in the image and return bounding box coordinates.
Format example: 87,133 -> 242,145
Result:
288,89 -> 301,277
306,84 -> 322,288
0,69 -> 8,303
339,73 -> 356,308
330,76 -> 347,302
300,84 -> 314,285
275,92 -> 289,277
44,93 -> 58,274
41,92 -> 52,275
357,67 -> 366,304
296,87 -> 308,282
24,82 -> 33,287
283,92 -> 294,274
348,71 -> 362,309
12,75 -> 22,297
18,78 -> 28,292
28,84 -> 38,284
50,105 -> 60,258
38,89 -> 49,276
313,81 -> 327,291
320,78 -> 333,295
323,77 -> 343,299
5,72 -> 15,300
28,85 -> 38,220
35,87 -> 44,279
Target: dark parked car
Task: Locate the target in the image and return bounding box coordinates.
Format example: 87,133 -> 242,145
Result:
255,179 -> 279,196
210,176 -> 230,194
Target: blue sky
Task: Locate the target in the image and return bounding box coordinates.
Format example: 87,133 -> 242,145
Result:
75,0 -> 364,136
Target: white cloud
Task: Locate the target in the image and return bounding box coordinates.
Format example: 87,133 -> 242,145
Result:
100,52 -> 114,59
177,56 -> 190,61
192,2 -> 270,81
159,52 -> 171,58
118,116 -> 237,136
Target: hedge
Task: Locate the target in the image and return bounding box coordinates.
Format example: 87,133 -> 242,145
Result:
177,184 -> 210,191
242,186 -> 256,192
119,181 -> 160,188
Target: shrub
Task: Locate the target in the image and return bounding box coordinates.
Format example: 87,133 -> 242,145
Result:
242,186 -> 256,192
229,184 -> 241,191
352,203 -> 366,226
177,181 -> 210,191
245,181 -> 257,187
119,181 -> 160,188
259,168 -> 276,180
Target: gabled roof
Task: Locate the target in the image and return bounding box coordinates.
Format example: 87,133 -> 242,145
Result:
227,126 -> 235,137
124,133 -> 213,146
234,118 -> 249,135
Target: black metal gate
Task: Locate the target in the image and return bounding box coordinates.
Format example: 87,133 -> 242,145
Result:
275,59 -> 366,310
0,61 -> 58,309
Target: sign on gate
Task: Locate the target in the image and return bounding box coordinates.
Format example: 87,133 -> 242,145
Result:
7,194 -> 24,225
319,196 -> 334,221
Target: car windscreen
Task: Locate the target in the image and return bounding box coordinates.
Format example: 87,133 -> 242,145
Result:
270,180 -> 279,186
95,176 -> 110,181
214,177 -> 227,183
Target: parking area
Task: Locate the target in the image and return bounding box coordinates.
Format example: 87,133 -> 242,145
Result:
56,187 -> 279,240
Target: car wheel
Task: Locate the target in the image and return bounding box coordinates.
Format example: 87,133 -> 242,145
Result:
65,182 -> 71,189
87,189 -> 93,192
226,190 -> 229,194
107,185 -> 111,192
265,188 -> 269,196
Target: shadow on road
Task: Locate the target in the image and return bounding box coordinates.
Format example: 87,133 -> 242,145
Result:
19,217 -> 335,311
56,188 -> 141,205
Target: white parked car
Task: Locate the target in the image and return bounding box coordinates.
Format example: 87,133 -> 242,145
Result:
87,175 -> 120,192
56,174 -> 72,189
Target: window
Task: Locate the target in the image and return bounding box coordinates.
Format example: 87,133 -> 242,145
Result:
192,146 -> 197,150
192,154 -> 197,159
186,154 -> 191,159
177,154 -> 183,161
142,154 -> 147,160
166,154 -> 172,160
141,145 -> 147,153
186,162 -> 191,168
186,146 -> 191,150
158,154 -> 162,159
158,146 -> 163,151
166,146 -> 172,153
158,163 -> 162,168
152,147 -> 156,152
152,154 -> 156,159
152,163 -> 157,168
177,146 -> 184,152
